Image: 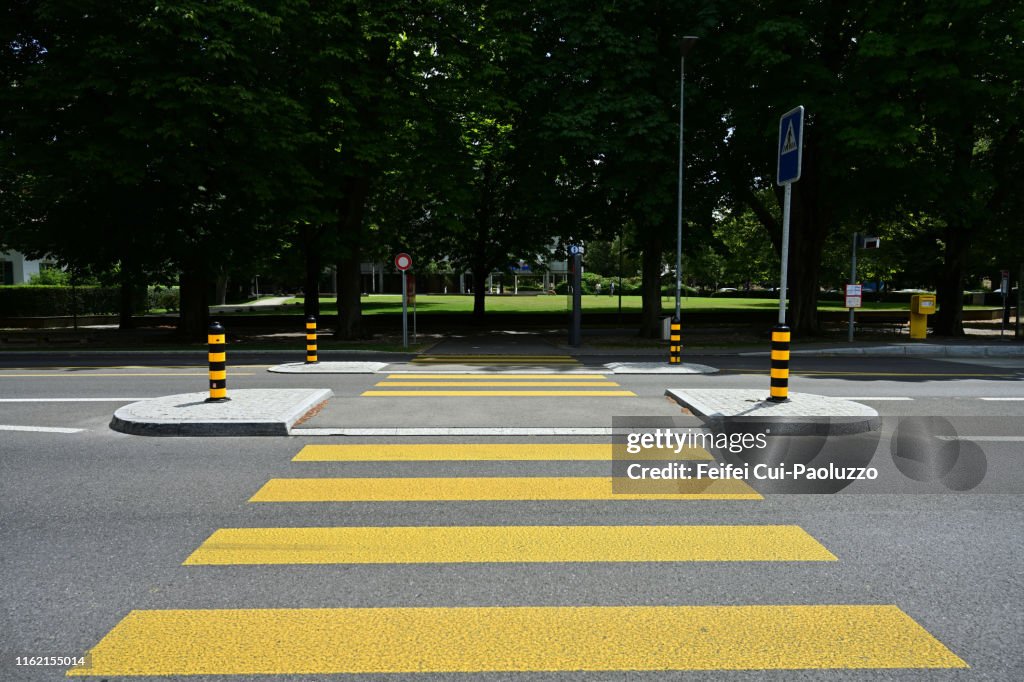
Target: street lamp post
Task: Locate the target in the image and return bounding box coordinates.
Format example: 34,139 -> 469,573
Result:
675,36 -> 698,322
671,36 -> 697,365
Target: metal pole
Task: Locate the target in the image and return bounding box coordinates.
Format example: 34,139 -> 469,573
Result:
1002,285 -> 1007,339
1017,263 -> 1023,339
675,52 -> 685,322
569,252 -> 582,346
71,267 -> 78,330
778,183 -> 793,325
848,232 -> 858,342
617,233 -> 623,323
401,271 -> 408,350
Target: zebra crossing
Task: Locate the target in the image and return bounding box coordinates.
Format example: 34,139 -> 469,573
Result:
363,373 -> 636,397
69,442 -> 967,677
411,353 -> 580,366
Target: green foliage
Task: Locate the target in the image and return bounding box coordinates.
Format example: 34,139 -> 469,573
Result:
27,269 -> 71,286
147,286 -> 180,313
2,0 -> 1020,336
0,286 -> 119,316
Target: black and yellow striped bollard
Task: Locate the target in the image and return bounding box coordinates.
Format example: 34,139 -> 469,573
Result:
668,316 -> 682,365
206,321 -> 229,402
768,324 -> 790,402
305,315 -> 319,364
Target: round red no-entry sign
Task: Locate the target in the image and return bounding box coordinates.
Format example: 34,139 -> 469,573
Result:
394,253 -> 412,271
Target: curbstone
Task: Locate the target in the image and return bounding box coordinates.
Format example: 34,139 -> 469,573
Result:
110,388 -> 333,437
665,388 -> 880,436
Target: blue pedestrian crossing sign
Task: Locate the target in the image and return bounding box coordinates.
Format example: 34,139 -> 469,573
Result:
777,105 -> 804,185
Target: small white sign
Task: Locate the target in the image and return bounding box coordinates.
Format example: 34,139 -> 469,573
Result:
845,295 -> 862,308
845,284 -> 862,296
569,245 -> 585,255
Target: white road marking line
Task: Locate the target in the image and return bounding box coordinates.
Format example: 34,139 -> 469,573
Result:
290,427 -> 615,437
0,398 -> 149,402
0,425 -> 84,434
936,436 -> 1024,442
841,397 -> 913,401
979,397 -> 1024,401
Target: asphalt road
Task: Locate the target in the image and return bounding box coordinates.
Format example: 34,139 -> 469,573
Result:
2,351 -> 1023,680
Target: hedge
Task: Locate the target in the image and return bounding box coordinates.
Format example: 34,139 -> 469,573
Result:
0,285 -> 122,317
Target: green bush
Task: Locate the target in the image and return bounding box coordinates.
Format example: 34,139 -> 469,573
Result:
27,269 -> 72,286
553,275 -> 649,296
0,285 -> 120,316
148,286 -> 180,312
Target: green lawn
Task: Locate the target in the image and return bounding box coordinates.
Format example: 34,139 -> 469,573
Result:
282,294 -> 972,314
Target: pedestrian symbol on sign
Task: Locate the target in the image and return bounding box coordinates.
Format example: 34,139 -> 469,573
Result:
781,121 -> 798,153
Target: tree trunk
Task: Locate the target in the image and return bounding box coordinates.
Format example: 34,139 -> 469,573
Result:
933,223 -> 967,336
933,122 -> 974,337
787,180 -> 827,336
471,263 -> 488,320
118,267 -> 135,330
214,273 -> 228,306
639,231 -> 663,338
334,177 -> 370,339
336,249 -> 364,339
177,258 -> 209,339
303,228 -> 321,320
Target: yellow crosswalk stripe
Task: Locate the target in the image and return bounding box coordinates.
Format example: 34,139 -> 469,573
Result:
366,369 -> 632,396
293,443 -> 713,461
249,476 -> 761,501
387,373 -> 608,379
68,605 -> 967,676
184,525 -> 837,564
361,390 -> 637,396
376,381 -> 621,386
413,355 -> 575,359
412,355 -> 581,365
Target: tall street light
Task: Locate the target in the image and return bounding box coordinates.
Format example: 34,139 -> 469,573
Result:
675,36 -> 698,325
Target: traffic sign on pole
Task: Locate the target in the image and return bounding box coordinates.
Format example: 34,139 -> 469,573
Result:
845,283 -> 863,309
777,106 -> 805,186
770,105 -> 804,402
394,253 -> 412,349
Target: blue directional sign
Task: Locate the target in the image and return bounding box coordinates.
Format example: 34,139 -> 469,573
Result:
777,105 -> 804,185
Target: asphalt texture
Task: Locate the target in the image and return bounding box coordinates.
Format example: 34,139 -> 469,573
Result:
1,346 -> 1023,680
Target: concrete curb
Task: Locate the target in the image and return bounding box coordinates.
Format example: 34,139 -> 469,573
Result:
665,388 -> 880,436
110,388 -> 333,437
605,361 -> 718,375
268,361 -> 388,374
739,344 -> 1024,358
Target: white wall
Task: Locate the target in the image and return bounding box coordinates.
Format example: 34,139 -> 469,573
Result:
1,251 -> 43,284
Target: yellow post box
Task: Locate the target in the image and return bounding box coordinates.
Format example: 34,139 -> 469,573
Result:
909,294 -> 936,339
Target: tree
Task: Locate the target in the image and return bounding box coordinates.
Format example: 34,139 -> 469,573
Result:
4,0 -> 314,336
894,0 -> 1024,334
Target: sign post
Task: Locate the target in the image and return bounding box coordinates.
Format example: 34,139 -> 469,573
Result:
568,244 -> 584,347
395,253 -> 412,349
776,105 -> 804,326
1001,269 -> 1010,338
848,232 -> 858,342
769,105 -> 804,403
